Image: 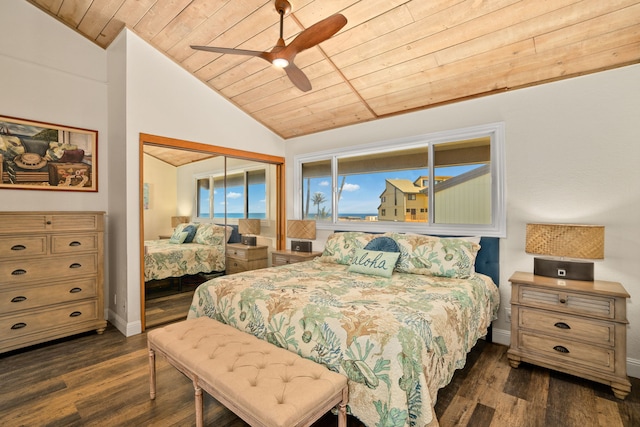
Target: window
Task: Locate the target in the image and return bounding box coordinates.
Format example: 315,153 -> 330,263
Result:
294,122 -> 505,237
196,167 -> 268,220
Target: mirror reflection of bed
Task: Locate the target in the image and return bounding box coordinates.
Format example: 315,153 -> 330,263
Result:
141,136 -> 284,329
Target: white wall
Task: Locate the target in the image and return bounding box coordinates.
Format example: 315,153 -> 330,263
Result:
143,153 -> 178,240
285,63 -> 640,376
111,30 -> 284,335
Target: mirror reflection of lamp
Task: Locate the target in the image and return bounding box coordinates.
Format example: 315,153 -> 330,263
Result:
287,220 -> 316,252
525,223 -> 604,281
239,219 -> 261,246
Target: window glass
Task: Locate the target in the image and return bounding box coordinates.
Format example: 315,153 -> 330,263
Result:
247,169 -> 266,219
196,178 -> 210,218
433,137 -> 491,224
302,159 -> 332,221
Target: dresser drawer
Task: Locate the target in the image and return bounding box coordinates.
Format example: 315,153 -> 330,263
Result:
0,236 -> 47,258
518,307 -> 615,346
518,330 -> 615,373
0,213 -> 102,233
0,253 -> 97,285
51,233 -> 99,254
1,300 -> 99,341
518,287 -> 615,319
272,253 -> 292,266
0,277 -> 98,314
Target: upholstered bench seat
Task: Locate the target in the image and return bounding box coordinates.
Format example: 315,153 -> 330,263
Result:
148,317 -> 348,427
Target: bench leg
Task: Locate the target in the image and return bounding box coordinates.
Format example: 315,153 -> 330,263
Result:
149,348 -> 156,400
194,379 -> 203,427
338,387 -> 348,427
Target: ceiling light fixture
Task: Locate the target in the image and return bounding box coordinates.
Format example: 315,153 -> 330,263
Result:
272,58 -> 289,68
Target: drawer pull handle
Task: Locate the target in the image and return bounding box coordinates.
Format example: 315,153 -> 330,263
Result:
11,296 -> 27,303
70,311 -> 82,317
559,298 -> 567,304
70,287 -> 82,293
554,322 -> 571,329
553,345 -> 570,354
69,263 -> 82,269
11,322 -> 27,330
69,241 -> 82,247
46,221 -> 52,225
11,269 -> 26,276
10,244 -> 26,251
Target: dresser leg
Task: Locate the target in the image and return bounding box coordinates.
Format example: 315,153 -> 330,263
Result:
612,384 -> 631,400
507,357 -> 521,368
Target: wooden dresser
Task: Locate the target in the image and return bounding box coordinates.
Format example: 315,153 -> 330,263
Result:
225,243 -> 268,274
0,211 -> 106,353
507,271 -> 631,399
271,249 -> 322,267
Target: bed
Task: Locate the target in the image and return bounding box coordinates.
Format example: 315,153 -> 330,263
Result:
144,222 -> 239,282
187,232 -> 500,427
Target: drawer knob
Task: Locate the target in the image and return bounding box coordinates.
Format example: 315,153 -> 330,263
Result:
554,322 -> 571,330
70,311 -> 82,317
11,269 -> 27,276
11,322 -> 27,330
10,244 -> 26,251
553,345 -> 570,354
69,287 -> 82,293
69,263 -> 82,269
11,296 -> 27,303
559,298 -> 567,304
69,241 -> 82,247
46,221 -> 52,225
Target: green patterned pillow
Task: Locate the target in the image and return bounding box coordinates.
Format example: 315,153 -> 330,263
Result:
318,232 -> 379,265
348,248 -> 399,278
168,231 -> 188,244
385,233 -> 480,278
193,223 -> 229,246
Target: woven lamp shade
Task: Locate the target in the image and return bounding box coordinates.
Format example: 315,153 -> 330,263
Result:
287,220 -> 316,240
525,223 -> 604,259
238,218 -> 261,236
171,216 -> 191,228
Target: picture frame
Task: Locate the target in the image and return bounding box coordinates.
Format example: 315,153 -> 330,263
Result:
0,115 -> 98,192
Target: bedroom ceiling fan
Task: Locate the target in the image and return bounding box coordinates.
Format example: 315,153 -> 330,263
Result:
191,0 -> 347,92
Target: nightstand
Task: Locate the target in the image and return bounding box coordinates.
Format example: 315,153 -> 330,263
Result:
225,243 -> 268,274
507,271 -> 631,399
271,250 -> 322,266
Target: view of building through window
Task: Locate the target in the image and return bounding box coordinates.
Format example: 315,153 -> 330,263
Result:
301,137 -> 492,225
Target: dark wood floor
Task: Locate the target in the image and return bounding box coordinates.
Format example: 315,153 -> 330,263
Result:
1,323 -> 638,427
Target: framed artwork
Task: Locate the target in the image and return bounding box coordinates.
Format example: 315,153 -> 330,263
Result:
0,115 -> 98,192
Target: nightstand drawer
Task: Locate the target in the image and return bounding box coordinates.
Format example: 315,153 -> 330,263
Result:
226,258 -> 267,274
518,307 -> 615,346
519,287 -> 615,319
518,330 -> 615,372
226,245 -> 268,261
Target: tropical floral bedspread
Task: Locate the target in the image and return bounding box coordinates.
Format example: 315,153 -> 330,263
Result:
187,259 -> 499,427
144,239 -> 225,281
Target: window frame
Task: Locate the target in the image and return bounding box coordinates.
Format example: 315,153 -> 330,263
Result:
194,165 -> 270,222
293,122 -> 506,237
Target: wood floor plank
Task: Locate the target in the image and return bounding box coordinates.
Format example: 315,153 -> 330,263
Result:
1,321 -> 638,427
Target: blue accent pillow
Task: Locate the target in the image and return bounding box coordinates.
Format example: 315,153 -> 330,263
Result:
364,236 -> 399,253
182,224 -> 198,243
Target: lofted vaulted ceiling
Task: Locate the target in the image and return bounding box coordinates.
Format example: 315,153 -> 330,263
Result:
27,0 -> 640,139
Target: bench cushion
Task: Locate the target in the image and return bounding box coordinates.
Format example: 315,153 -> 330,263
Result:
148,317 -> 347,427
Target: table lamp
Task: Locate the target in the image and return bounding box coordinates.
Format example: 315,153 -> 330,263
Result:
287,220 -> 316,252
238,219 -> 261,246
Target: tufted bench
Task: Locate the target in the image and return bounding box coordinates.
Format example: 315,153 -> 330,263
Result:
148,317 -> 348,427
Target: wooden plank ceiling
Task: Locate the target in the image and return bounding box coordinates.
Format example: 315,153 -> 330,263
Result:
27,0 -> 640,140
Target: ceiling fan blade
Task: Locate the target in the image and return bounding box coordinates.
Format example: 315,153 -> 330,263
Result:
287,14 -> 347,54
284,63 -> 312,92
191,45 -> 265,58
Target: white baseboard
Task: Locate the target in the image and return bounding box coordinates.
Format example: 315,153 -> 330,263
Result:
490,327 -> 640,379
107,309 -> 142,337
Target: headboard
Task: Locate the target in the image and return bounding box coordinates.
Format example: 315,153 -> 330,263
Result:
476,237 -> 500,287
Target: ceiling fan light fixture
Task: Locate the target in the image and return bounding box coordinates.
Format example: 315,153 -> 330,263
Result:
272,57 -> 289,68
